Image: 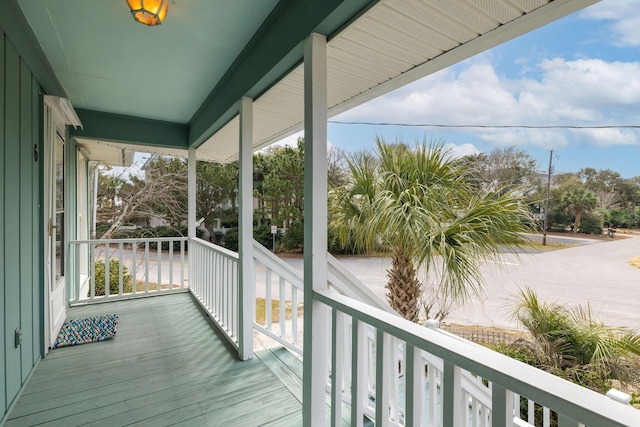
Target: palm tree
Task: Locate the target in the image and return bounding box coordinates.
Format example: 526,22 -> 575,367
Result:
329,138 -> 533,322
511,288 -> 640,391
561,188 -> 598,233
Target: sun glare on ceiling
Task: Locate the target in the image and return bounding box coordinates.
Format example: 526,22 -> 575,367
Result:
126,0 -> 168,26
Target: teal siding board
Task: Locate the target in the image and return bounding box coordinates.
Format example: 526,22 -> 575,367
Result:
0,0 -> 65,97
4,37 -> 22,407
19,58 -> 34,382
32,76 -> 42,362
1,31 -> 45,420
0,31 -> 7,416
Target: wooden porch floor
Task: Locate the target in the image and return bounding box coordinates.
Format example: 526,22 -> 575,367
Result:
6,293 -> 304,427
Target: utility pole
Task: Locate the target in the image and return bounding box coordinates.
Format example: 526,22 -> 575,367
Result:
543,149 -> 553,245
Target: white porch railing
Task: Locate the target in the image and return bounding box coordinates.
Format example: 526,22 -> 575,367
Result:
253,241 -> 304,354
68,237 -> 188,304
189,237 -> 239,350
316,289 -> 639,427
68,237 -> 638,426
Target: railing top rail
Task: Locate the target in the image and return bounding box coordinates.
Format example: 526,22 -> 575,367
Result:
327,253 -> 394,314
70,237 -> 189,244
315,289 -> 639,427
253,240 -> 303,289
190,237 -> 239,260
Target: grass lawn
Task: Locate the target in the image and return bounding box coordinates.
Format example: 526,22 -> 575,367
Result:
255,298 -> 303,325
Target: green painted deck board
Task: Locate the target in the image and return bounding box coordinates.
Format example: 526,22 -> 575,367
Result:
7,293 -> 303,426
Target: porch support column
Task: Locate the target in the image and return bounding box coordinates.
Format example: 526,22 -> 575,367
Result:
238,96 -> 255,360
302,32 -> 329,427
187,148 -> 196,291
188,148 -> 197,239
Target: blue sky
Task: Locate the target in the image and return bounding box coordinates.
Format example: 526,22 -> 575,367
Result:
286,0 -> 640,178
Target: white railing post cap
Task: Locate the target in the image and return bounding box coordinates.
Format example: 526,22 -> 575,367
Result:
605,388 -> 632,405
424,319 -> 440,330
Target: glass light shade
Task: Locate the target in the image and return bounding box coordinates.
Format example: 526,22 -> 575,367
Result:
127,0 -> 168,26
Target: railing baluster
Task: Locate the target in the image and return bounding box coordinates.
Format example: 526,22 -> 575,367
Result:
157,240 -> 162,292
472,398 -> 480,427
527,399 -> 534,424
491,384 -> 514,427
144,241 -> 149,293
132,242 -> 137,295
74,243 -> 80,302
292,285 -> 298,346
443,361 -> 463,427
104,244 -> 110,298
169,240 -> 174,289
351,318 -> 365,427
279,277 -> 286,337
266,268 -> 272,330
389,337 -> 400,423
180,239 -> 185,288
118,242 -> 124,296
543,407 -> 550,427
405,344 -> 424,427
331,309 -> 343,427
375,329 -> 390,427
427,360 -> 438,426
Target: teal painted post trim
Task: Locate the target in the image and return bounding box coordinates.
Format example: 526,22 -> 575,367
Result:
0,30 -> 6,416
0,0 -> 64,97
19,58 -> 34,382
189,0 -> 347,147
70,109 -> 189,149
4,37 -> 22,407
32,78 -> 43,361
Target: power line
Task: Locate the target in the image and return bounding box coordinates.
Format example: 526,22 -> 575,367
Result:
328,121 -> 640,129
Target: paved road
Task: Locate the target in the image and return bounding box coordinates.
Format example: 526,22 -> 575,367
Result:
281,234 -> 640,330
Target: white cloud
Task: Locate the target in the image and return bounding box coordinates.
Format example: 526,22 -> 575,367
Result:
266,132 -> 336,151
335,57 -> 640,150
580,0 -> 640,47
445,142 -> 480,158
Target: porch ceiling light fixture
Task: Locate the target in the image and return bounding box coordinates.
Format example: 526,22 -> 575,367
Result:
126,0 -> 169,26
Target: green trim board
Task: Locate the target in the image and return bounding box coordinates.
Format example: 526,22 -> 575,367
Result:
0,1 -> 64,98
70,109 -> 189,149
188,0 -> 378,148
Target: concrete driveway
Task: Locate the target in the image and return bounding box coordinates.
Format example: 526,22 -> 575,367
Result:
281,234 -> 640,330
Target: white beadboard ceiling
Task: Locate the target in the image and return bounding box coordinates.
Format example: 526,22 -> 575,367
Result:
199,0 -> 597,163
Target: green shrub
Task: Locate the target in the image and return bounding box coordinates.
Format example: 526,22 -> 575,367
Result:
254,225 -> 280,250
578,217 -> 602,235
223,228 -> 239,251
93,260 -> 131,296
282,221 -> 304,250
492,342 -> 537,366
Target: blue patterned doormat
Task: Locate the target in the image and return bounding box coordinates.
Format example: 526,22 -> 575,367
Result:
53,314 -> 119,348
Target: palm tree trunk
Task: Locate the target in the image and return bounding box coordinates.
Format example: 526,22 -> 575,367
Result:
386,245 -> 422,322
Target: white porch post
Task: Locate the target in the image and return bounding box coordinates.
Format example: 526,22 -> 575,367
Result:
187,148 -> 196,291
238,96 -> 255,360
188,148 -> 197,239
302,32 -> 329,427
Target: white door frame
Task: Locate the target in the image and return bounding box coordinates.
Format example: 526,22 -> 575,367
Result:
43,99 -> 67,351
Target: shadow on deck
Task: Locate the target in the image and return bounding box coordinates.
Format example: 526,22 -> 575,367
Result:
6,293 -> 303,427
